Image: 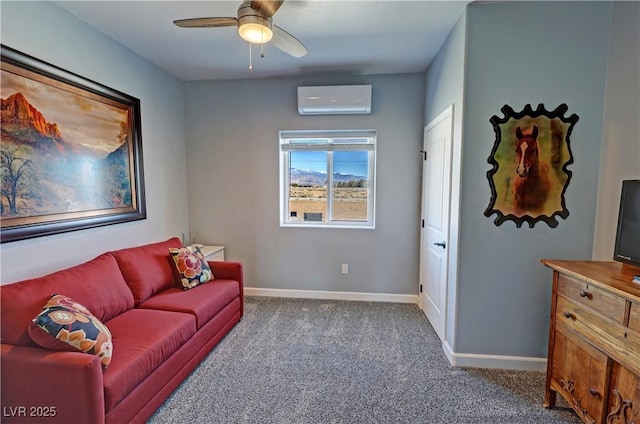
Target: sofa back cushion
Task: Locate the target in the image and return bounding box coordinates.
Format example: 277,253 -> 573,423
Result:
111,237 -> 183,305
0,253 -> 134,347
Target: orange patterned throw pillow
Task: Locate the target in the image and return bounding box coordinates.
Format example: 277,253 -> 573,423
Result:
169,246 -> 213,290
28,294 -> 113,368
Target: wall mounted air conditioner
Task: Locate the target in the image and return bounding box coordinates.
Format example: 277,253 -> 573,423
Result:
297,85 -> 372,115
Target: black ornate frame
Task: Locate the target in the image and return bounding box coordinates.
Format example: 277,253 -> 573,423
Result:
1,45 -> 146,242
484,104 -> 579,228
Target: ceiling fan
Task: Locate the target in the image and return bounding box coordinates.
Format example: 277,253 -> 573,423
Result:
173,0 -> 308,60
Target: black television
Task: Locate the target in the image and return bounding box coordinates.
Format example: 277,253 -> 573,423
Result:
613,179 -> 640,267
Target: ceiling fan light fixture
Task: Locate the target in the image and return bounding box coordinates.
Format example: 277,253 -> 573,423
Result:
238,22 -> 273,43
238,10 -> 273,44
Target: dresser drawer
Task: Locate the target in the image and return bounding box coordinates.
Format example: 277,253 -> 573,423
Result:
556,295 -> 610,343
556,295 -> 640,376
557,274 -> 626,323
630,301 -> 640,332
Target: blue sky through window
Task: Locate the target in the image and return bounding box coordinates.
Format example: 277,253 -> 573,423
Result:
291,151 -> 326,173
291,151 -> 368,177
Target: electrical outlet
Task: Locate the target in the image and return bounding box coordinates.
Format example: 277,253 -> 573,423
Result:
341,264 -> 349,274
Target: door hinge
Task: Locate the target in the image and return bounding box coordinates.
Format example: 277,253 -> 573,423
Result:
419,284 -> 423,293
421,219 -> 425,228
420,150 -> 427,160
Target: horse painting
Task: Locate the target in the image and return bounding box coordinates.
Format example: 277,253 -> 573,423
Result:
512,126 -> 550,214
486,104 -> 578,228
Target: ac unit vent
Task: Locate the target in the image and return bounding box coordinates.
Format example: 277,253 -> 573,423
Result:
297,85 -> 372,115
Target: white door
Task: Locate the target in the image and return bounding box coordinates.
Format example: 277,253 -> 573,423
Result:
419,105 -> 453,341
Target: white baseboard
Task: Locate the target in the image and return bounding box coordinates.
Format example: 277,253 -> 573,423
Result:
442,340 -> 547,372
244,287 -> 419,304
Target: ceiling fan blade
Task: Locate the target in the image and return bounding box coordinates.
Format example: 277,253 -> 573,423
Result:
271,25 -> 308,58
251,1 -> 284,18
173,17 -> 238,28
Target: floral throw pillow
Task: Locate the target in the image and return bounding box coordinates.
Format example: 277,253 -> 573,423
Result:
28,294 -> 113,368
169,246 -> 213,290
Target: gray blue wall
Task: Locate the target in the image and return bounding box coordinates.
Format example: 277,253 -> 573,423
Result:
184,74 -> 425,294
427,1 -> 613,359
0,1 -> 189,284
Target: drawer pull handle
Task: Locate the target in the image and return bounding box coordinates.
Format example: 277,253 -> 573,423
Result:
589,388 -> 600,398
579,290 -> 591,299
564,312 -> 576,320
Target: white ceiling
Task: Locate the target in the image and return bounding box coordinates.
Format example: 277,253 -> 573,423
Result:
56,1 -> 470,81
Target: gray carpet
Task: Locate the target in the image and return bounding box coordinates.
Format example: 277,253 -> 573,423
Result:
148,297 -> 581,424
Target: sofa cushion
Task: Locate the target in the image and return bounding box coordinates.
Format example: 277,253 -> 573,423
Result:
28,294 -> 113,367
0,253 -> 134,347
111,237 -> 183,304
138,280 -> 240,329
169,246 -> 213,290
102,309 -> 196,411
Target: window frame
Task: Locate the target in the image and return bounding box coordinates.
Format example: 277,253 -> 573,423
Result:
279,129 -> 376,229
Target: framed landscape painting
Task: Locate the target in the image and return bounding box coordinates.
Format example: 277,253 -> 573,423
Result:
0,45 -> 145,243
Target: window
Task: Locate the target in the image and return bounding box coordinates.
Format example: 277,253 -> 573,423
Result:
279,130 -> 376,228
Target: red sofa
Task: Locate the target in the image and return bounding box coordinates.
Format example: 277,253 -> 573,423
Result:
0,237 -> 243,424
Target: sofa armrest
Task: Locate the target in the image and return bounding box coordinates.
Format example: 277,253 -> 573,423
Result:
208,261 -> 243,286
209,261 -> 244,317
1,344 -> 105,424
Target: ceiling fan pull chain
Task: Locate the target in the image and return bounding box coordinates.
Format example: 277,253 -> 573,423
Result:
261,42 -> 265,58
249,42 -> 253,71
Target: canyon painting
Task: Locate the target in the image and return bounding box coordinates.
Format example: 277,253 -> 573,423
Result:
0,46 -> 145,242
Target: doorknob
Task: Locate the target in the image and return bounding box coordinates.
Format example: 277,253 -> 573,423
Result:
433,241 -> 446,249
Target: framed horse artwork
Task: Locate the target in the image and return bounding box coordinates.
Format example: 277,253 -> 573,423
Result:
485,104 -> 579,228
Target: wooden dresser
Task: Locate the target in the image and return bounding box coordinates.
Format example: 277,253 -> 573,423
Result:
542,260 -> 640,424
